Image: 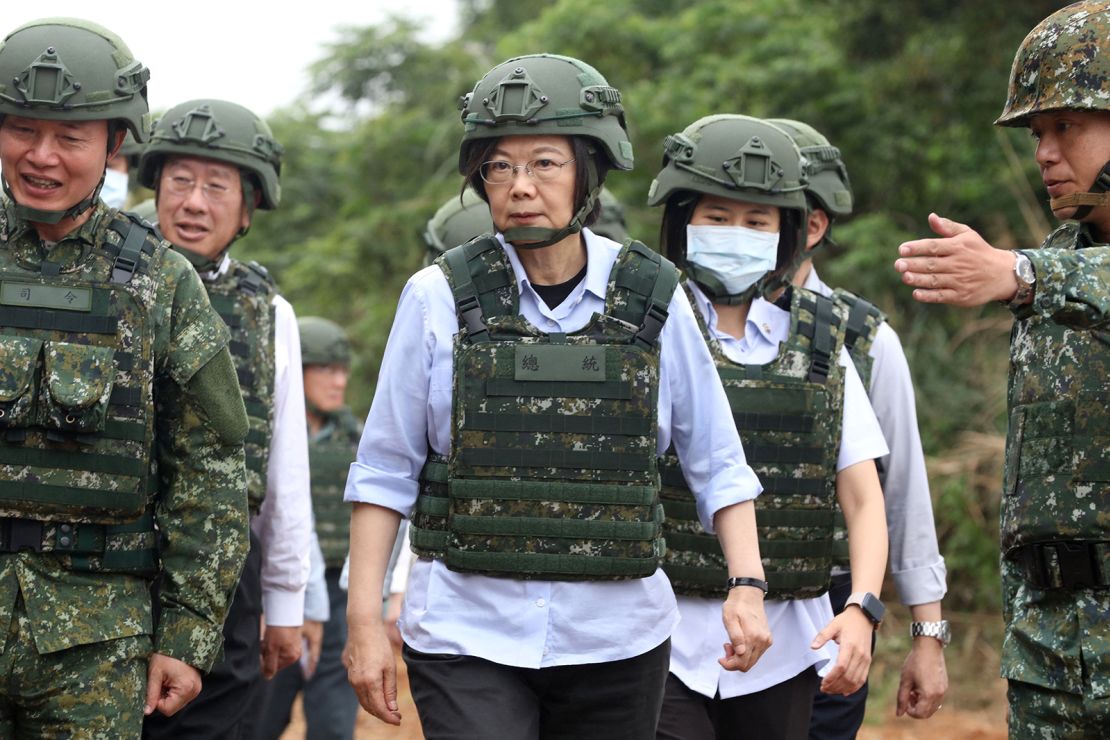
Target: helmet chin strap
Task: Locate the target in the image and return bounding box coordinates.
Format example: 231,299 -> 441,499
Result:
1050,160 -> 1110,219
3,172 -> 105,226
501,159 -> 600,250
686,265 -> 762,306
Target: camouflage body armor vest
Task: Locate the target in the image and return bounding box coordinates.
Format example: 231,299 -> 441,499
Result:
0,214 -> 163,574
828,289 -> 885,568
660,284 -> 846,599
310,407 -> 361,568
1002,225 -> 1110,573
204,259 -> 276,514
411,237 -> 679,580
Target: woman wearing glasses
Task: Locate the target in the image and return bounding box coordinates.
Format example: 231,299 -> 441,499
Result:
343,54 -> 772,739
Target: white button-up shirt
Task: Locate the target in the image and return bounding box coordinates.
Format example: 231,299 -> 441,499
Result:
670,282 -> 888,698
345,230 -> 762,668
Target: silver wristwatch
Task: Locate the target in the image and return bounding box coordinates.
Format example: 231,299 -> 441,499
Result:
910,619 -> 951,647
1008,252 -> 1036,309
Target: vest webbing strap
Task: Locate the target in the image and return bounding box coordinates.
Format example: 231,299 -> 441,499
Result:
465,411 -> 652,435
0,480 -> 143,513
844,298 -> 875,350
103,419 -> 146,442
109,386 -> 142,408
0,447 -> 146,478
458,447 -> 651,472
444,549 -> 659,578
450,479 -> 657,506
759,476 -> 827,497
246,428 -> 267,446
0,307 -> 117,335
108,217 -> 151,285
808,296 -> 834,383
441,241 -> 494,343
410,527 -> 446,554
485,378 -> 633,400
733,411 -> 815,433
451,514 -> 658,540
744,443 -> 825,465
759,539 -> 834,558
414,495 -> 449,517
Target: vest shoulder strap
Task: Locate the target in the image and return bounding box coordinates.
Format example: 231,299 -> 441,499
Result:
105,214 -> 159,285
792,288 -> 841,384
831,288 -> 885,358
606,240 -> 680,349
437,235 -> 516,343
235,260 -> 277,298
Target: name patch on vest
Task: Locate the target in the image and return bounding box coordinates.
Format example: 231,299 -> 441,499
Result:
514,345 -> 606,382
1,282 -> 92,312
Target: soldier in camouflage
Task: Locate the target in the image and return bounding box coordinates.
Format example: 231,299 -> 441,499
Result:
895,2 -> 1110,735
649,114 -> 889,740
255,316 -> 364,740
345,54 -> 771,739
768,118 -> 950,734
138,99 -> 313,738
0,17 -> 249,736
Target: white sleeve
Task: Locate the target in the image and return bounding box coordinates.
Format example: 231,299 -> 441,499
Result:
836,346 -> 889,471
253,295 -> 313,626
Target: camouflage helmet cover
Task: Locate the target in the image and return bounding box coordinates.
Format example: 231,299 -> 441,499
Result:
138,99 -> 282,209
423,188 -> 493,257
298,316 -> 351,366
0,18 -> 150,140
997,1 -> 1110,127
647,114 -> 808,213
767,118 -> 853,217
457,53 -> 634,173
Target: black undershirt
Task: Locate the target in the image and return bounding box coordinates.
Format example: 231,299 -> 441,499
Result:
532,263 -> 588,310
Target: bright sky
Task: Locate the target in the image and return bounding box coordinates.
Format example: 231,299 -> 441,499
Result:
7,2 -> 459,117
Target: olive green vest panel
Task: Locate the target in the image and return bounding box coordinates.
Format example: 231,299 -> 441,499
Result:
310,408 -> 362,568
205,259 -> 276,514
412,236 -> 679,580
660,285 -> 845,599
828,288 -> 886,568
0,214 -> 163,575
1002,226 -> 1110,555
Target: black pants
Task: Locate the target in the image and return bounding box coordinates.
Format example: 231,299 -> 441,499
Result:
808,574 -> 873,740
144,530 -> 263,740
656,667 -> 819,740
402,639 -> 670,740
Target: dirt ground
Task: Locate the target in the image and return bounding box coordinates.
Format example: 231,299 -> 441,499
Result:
282,610 -> 1008,739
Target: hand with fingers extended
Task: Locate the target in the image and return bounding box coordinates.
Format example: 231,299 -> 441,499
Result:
811,607 -> 874,696
345,620 -> 402,725
718,586 -> 772,672
894,213 -> 1020,307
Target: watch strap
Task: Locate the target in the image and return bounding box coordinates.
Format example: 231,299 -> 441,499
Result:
726,576 -> 768,594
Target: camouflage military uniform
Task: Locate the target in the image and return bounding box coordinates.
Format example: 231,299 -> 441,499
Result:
1001,222 -> 1110,737
0,199 -> 249,736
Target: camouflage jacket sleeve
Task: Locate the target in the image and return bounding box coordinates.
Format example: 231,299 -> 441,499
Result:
1016,225 -> 1110,329
151,247 -> 250,671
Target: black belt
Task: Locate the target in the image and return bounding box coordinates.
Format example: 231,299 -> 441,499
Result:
1009,541 -> 1110,590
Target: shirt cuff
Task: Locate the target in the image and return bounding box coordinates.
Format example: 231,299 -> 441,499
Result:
154,607 -> 225,673
343,461 -> 419,517
695,463 -> 763,534
890,560 -> 948,606
1021,249 -> 1064,318
264,587 -> 308,627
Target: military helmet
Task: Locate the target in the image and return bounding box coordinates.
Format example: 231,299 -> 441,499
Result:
138,99 -> 282,209
299,316 -> 351,366
592,187 -> 631,243
767,118 -> 852,217
648,114 -> 808,211
0,18 -> 150,140
423,188 -> 493,261
997,1 -> 1110,127
458,54 -> 633,174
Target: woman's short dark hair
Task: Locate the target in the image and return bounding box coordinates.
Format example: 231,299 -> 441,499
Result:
659,191 -> 803,277
461,135 -> 610,228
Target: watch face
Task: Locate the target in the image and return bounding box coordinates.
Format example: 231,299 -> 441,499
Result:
861,593 -> 886,624
1017,255 -> 1036,284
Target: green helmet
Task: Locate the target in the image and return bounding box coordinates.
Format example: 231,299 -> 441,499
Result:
648,114 -> 809,304
996,1 -> 1110,127
423,188 -> 493,264
138,99 -> 282,210
298,316 -> 351,366
458,54 -> 632,248
592,187 -> 630,243
767,118 -> 852,218
0,18 -> 149,139
0,18 -> 150,225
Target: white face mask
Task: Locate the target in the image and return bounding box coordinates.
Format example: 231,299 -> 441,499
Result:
685,224 -> 779,295
100,168 -> 129,209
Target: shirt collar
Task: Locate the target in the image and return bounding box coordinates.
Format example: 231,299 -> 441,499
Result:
685,279 -> 784,345
802,265 -> 832,296
496,227 -> 607,306
1,199 -> 108,269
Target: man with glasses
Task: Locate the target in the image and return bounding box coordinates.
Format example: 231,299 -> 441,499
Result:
137,99 -> 313,739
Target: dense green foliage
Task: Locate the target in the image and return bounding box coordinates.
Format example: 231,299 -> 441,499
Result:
238,0 -> 1069,608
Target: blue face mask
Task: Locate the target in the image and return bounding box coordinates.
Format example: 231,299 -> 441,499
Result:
100,168 -> 129,209
685,224 -> 779,297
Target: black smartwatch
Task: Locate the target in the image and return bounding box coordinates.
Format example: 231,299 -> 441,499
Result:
844,592 -> 885,628
726,576 -> 768,595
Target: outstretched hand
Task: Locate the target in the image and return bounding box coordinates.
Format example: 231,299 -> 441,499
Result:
894,213 -> 1019,307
